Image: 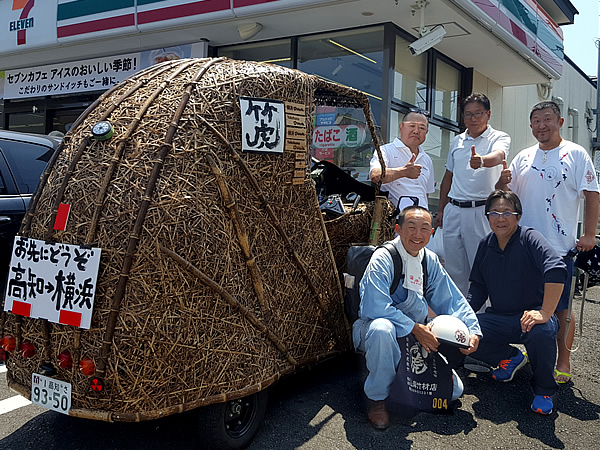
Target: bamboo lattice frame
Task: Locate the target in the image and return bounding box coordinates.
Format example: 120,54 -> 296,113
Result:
2,58 -> 391,421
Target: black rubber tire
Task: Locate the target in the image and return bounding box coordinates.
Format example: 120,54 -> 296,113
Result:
196,390 -> 268,449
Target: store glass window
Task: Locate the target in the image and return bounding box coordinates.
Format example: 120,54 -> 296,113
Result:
388,109 -> 455,213
8,111 -> 45,134
312,104 -> 377,183
298,27 -> 384,123
393,36 -> 427,109
434,59 -> 460,122
218,39 -> 292,67
51,108 -> 85,134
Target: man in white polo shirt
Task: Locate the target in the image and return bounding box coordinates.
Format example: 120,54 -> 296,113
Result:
369,109 -> 434,209
436,93 -> 511,296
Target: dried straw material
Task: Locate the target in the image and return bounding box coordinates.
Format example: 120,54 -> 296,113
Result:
324,200 -> 397,270
3,58 -> 390,422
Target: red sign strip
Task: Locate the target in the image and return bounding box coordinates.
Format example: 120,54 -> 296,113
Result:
53,203 -> 71,231
59,310 -> 82,327
12,300 -> 32,317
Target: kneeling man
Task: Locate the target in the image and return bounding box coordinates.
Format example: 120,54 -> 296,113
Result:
354,206 -> 481,430
468,190 -> 567,415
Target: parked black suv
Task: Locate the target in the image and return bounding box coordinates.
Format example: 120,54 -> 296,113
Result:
0,131 -> 61,281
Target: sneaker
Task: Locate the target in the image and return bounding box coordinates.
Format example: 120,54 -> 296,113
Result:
531,395 -> 553,415
492,349 -> 527,382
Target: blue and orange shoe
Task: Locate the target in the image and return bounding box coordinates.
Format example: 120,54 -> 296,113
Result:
492,349 -> 527,382
531,395 -> 553,415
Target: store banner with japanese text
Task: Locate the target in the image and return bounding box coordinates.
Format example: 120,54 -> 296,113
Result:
312,125 -> 366,149
4,236 -> 102,329
4,53 -> 140,100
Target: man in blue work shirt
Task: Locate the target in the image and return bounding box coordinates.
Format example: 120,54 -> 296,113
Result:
468,190 -> 567,415
353,206 -> 481,430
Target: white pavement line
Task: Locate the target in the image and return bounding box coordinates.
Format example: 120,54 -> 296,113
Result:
0,395 -> 31,415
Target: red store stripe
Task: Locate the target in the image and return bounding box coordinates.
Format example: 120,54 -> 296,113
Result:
138,0 -> 229,24
57,14 -> 135,38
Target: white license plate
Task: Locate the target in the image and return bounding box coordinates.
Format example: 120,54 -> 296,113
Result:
31,373 -> 71,414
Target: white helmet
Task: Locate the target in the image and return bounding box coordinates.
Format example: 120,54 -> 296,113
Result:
429,315 -> 470,349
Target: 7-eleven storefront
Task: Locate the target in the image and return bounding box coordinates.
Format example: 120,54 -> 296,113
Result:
0,0 -> 573,211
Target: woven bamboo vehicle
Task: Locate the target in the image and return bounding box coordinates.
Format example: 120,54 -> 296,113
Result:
1,58 -> 394,429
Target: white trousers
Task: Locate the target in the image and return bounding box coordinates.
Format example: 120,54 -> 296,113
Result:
441,202 -> 490,296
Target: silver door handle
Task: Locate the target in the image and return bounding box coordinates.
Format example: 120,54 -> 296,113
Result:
0,216 -> 12,224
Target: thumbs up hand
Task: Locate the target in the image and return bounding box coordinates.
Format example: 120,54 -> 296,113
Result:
469,145 -> 484,169
499,160 -> 512,186
402,152 -> 422,179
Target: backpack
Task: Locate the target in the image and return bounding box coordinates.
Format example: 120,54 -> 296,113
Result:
343,242 -> 429,323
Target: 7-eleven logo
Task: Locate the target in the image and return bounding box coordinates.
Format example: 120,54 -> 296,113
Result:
11,0 -> 36,45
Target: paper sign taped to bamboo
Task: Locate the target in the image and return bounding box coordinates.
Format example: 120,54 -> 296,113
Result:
4,236 -> 102,329
240,97 -> 285,154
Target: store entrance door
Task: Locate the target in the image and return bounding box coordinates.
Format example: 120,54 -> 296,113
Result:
50,108 -> 86,135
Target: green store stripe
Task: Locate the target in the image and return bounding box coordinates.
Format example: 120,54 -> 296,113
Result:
57,0 -> 135,21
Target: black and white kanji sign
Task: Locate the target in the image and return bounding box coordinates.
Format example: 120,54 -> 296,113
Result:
240,97 -> 285,154
3,236 -> 102,329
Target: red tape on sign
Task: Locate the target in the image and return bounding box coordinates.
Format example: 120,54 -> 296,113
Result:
12,300 -> 32,317
54,203 -> 71,231
59,309 -> 82,327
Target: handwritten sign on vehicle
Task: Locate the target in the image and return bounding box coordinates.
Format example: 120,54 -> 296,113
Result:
3,236 -> 101,329
240,97 -> 285,154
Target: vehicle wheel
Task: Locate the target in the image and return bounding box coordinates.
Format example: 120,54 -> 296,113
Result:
196,390 -> 268,449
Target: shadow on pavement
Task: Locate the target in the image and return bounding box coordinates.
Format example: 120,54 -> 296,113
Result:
467,366 -> 564,449
555,383 -> 600,421
0,405 -> 202,449
252,352 -> 479,450
3,349 -> 599,449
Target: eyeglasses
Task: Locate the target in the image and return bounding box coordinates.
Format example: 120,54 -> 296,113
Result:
409,107 -> 430,117
463,111 -> 487,120
486,211 -> 519,219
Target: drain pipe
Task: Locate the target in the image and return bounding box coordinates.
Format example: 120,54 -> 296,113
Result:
568,108 -> 579,144
552,96 -> 564,116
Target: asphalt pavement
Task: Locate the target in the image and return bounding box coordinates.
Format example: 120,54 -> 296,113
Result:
1,287 -> 600,449
248,287 -> 600,450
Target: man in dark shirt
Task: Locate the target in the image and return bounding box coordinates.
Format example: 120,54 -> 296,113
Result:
468,190 -> 567,415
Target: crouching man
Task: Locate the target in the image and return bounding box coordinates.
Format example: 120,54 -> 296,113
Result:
353,206 -> 481,430
468,190 -> 567,415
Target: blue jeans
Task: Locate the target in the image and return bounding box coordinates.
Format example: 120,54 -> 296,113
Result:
556,256 -> 574,311
471,312 -> 558,396
353,318 -> 463,401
